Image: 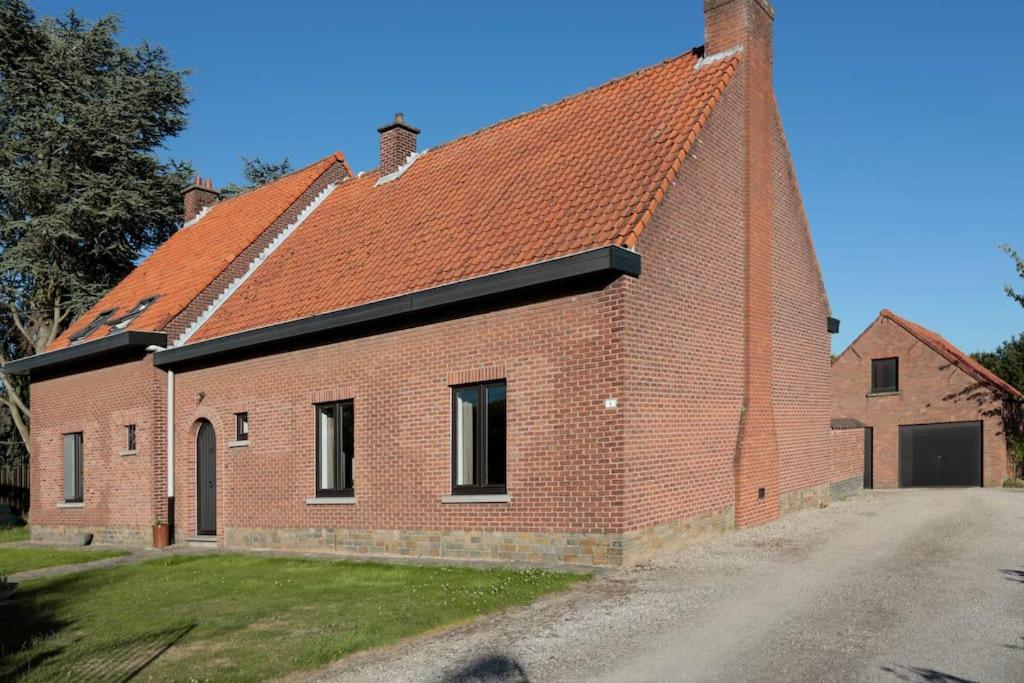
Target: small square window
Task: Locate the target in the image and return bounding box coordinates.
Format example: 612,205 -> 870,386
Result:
871,357 -> 898,393
125,424 -> 137,451
235,412 -> 249,442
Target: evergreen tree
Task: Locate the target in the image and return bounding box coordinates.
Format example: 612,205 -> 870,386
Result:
0,0 -> 191,460
219,157 -> 292,198
972,335 -> 1024,395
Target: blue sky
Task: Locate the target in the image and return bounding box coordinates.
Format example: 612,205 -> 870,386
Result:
31,0 -> 1024,354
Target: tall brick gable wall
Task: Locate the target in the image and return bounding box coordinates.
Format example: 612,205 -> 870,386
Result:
621,73 -> 745,540
832,317 -> 1010,488
29,355 -> 166,546
770,102 -> 832,504
621,28 -> 834,543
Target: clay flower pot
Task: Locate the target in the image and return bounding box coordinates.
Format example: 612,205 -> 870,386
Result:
152,523 -> 170,549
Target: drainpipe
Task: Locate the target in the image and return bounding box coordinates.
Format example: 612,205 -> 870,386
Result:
147,346 -> 174,539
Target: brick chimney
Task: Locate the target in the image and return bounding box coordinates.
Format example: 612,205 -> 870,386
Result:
182,176 -> 219,223
377,113 -> 419,176
705,0 -> 779,527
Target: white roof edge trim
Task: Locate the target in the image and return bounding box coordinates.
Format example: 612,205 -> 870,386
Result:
173,181 -> 339,347
695,44 -> 743,69
182,205 -> 212,229
375,148 -> 429,186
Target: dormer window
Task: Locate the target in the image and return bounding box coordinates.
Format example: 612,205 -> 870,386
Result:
69,310 -> 116,343
107,296 -> 158,332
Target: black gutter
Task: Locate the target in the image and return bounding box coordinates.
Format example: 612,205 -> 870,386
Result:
827,317 -> 840,334
2,331 -> 168,376
155,245 -> 641,368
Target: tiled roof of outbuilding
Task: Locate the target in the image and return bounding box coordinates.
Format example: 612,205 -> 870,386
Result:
880,309 -> 1023,399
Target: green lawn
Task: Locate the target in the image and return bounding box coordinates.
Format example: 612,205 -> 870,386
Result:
0,547 -> 128,576
0,554 -> 587,681
0,525 -> 30,544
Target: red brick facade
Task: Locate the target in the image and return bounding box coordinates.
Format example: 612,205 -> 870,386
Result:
832,315 -> 1012,488
29,355 -> 167,545
25,0 -> 845,565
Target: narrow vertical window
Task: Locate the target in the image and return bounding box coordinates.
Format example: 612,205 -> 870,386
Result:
63,432 -> 83,503
125,424 -> 137,451
316,400 -> 354,497
452,381 -> 506,494
871,357 -> 898,393
235,412 -> 249,441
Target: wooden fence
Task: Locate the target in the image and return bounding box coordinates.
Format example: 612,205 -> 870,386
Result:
0,463 -> 29,515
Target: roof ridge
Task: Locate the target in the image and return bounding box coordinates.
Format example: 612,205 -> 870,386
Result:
204,152 -> 346,209
380,48 -> 706,174
880,309 -> 1023,398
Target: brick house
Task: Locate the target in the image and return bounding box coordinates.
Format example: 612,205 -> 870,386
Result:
832,310 -> 1022,489
6,0 -> 844,566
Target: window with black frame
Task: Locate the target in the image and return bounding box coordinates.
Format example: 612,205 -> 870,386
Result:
315,400 -> 354,497
452,381 -> 506,495
125,424 -> 136,451
235,412 -> 249,442
63,432 -> 84,502
871,357 -> 898,393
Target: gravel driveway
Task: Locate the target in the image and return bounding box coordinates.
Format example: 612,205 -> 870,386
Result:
308,489 -> 1024,682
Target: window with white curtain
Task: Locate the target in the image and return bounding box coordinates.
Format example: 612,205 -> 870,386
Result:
315,400 -> 354,496
452,381 -> 506,494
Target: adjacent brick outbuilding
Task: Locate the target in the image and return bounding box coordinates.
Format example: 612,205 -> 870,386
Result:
832,310 -> 1022,489
8,0 -> 848,566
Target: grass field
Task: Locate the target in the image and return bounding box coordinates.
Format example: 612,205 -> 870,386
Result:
0,553 -> 587,681
0,546 -> 128,575
0,525 -> 30,544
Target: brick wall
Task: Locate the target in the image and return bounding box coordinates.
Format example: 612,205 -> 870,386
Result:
171,283 -> 631,559
832,316 -> 1010,487
829,427 -> 864,499
620,71 -> 745,535
770,101 -> 832,500
29,355 -> 165,546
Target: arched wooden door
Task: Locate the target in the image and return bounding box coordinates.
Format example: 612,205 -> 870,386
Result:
196,420 -> 217,535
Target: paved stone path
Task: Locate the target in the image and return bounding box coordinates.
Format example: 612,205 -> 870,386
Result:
4,545 -> 177,582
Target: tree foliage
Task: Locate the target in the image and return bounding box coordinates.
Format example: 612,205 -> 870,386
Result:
0,0 -> 191,461
1003,244 -> 1024,310
219,157 -> 292,198
972,334 -> 1024,395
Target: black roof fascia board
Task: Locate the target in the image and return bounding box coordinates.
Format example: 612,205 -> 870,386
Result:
155,245 -> 640,368
2,331 -> 167,376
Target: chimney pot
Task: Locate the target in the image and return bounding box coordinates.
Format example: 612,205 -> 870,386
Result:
377,113 -> 420,176
182,174 -> 220,223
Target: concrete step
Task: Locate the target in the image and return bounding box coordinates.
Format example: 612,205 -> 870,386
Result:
184,535 -> 217,549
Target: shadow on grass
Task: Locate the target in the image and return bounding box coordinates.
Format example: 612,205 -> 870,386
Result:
447,653 -> 530,682
0,568 -> 195,681
73,622 -> 195,682
881,665 -> 977,682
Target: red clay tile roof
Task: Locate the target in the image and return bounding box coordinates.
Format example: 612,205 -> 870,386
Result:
50,154 -> 347,350
880,309 -> 1023,399
190,50 -> 739,342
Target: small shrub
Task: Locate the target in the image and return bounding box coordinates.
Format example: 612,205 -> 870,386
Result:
1003,477 -> 1024,488
1008,432 -> 1024,480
